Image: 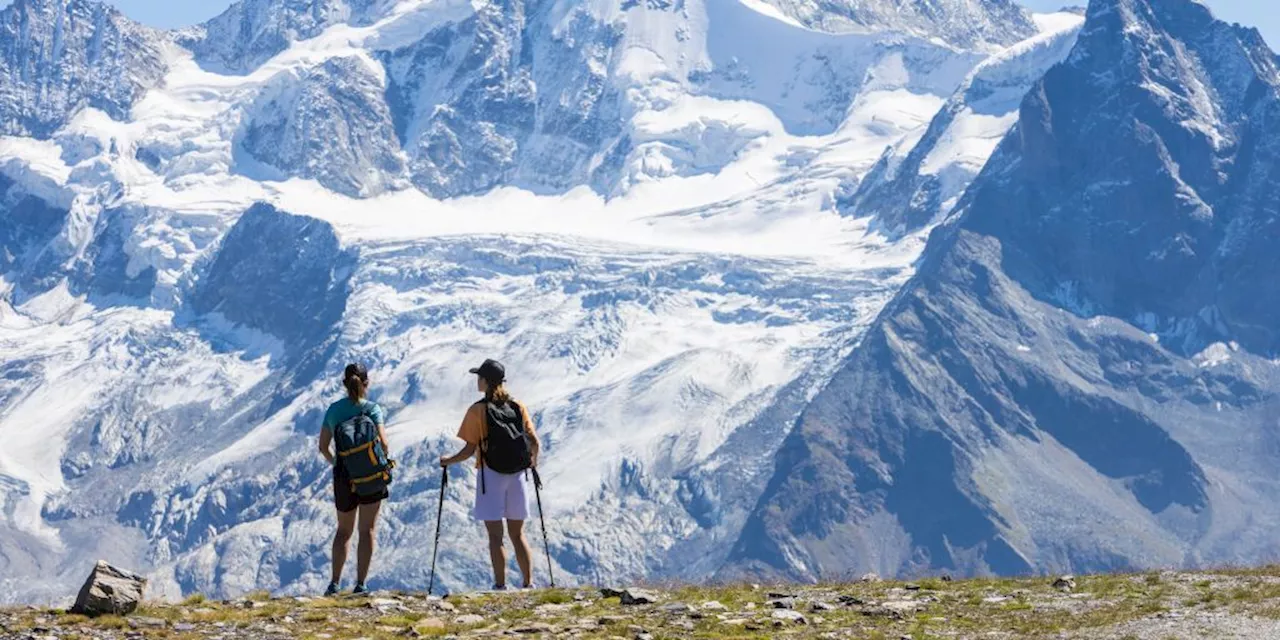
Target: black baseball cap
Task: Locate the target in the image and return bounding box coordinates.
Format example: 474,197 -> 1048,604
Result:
469,359 -> 506,385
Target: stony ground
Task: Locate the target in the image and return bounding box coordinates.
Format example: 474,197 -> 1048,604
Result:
9,568 -> 1280,639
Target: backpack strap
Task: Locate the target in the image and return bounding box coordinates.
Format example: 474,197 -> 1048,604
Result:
476,400 -> 490,495
510,400 -> 525,434
336,401 -> 376,456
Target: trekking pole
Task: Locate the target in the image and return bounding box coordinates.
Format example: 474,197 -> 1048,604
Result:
531,468 -> 555,588
428,465 -> 448,595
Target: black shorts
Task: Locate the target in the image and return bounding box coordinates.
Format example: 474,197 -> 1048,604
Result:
334,467 -> 388,513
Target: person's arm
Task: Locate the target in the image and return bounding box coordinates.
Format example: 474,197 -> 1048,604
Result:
373,405 -> 391,459
522,402 -> 541,468
319,428 -> 335,466
377,423 -> 391,459
440,442 -> 477,467
440,405 -> 481,467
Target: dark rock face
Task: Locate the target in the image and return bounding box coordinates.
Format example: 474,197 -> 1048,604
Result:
0,0 -> 167,138
382,0 -> 624,198
189,202 -> 356,348
238,56 -> 407,197
0,174 -> 69,283
728,0 -> 1280,581
985,0 -> 1280,358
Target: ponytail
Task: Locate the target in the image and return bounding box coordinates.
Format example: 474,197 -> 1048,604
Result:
343,363 -> 369,403
486,382 -> 512,404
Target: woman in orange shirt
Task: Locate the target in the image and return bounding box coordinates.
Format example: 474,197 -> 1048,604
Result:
440,359 -> 542,590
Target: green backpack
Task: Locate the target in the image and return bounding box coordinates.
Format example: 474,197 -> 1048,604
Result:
335,406 -> 394,497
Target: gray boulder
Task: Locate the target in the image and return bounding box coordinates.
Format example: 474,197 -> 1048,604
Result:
71,561 -> 147,616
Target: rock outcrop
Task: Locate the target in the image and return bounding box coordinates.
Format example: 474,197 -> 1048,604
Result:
70,561 -> 147,616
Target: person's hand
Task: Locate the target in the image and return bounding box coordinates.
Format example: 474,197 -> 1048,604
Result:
439,455 -> 451,468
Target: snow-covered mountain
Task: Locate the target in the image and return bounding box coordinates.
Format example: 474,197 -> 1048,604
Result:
0,0 -> 167,137
5,0 -> 1257,605
756,0 -> 1038,50
187,0 -> 388,74
845,11 -> 1083,237
728,0 -> 1280,581
238,56 -> 408,197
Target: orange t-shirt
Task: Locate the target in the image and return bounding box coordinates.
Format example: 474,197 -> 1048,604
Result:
456,400 -> 540,468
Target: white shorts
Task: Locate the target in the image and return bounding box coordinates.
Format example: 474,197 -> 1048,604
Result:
473,466 -> 529,521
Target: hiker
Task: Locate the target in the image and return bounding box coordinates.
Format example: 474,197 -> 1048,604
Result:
319,363 -> 391,596
440,359 -> 542,590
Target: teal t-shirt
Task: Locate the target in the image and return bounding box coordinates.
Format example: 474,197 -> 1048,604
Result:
322,398 -> 386,435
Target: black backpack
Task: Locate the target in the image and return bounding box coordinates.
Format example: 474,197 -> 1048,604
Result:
480,400 -> 533,478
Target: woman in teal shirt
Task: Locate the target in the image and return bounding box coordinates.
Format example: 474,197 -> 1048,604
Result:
318,363 -> 390,596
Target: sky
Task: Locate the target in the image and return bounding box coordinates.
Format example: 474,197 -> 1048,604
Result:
0,0 -> 1275,48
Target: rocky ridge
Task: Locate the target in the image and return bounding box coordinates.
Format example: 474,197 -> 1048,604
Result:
9,568 -> 1280,639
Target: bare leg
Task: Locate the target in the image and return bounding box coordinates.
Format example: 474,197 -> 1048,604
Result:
332,508 -> 357,585
485,520 -> 507,587
356,501 -> 382,585
507,520 -> 533,588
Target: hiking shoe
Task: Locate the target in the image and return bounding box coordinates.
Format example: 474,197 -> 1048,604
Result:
353,583 -> 370,595
323,582 -> 340,597
491,584 -> 508,591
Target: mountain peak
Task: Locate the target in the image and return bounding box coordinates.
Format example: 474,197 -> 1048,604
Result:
988,0 -> 1280,353
1076,0 -> 1276,73
0,0 -> 167,137
189,0 -> 386,74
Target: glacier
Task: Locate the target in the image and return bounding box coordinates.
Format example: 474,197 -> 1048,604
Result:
0,0 -> 1136,603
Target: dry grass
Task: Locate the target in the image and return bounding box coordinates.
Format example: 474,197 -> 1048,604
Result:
6,568 -> 1280,639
